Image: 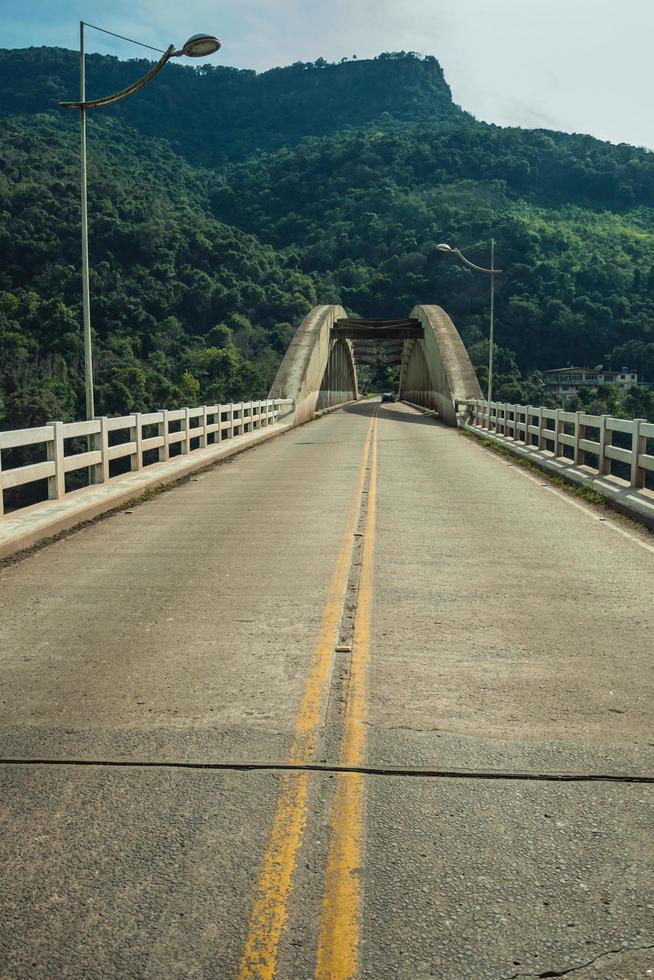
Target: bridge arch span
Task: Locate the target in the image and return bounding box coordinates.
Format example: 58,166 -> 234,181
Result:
270,302 -> 480,427
269,305 -> 358,425
399,304 -> 482,425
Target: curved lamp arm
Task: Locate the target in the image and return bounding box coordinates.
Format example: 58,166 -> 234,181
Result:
60,44 -> 177,110
454,249 -> 502,274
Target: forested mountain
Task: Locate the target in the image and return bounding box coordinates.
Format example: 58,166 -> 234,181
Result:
1,47 -> 654,429
0,114 -> 313,427
0,47 -> 461,165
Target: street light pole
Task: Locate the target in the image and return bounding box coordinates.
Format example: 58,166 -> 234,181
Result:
62,22 -> 221,420
488,236 -> 495,405
79,22 -> 94,420
436,239 -> 501,404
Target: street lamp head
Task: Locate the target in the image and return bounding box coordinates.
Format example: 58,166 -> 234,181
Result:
436,243 -> 455,252
178,33 -> 221,57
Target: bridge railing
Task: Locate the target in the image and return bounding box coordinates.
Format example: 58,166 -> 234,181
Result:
0,399 -> 293,517
459,399 -> 654,492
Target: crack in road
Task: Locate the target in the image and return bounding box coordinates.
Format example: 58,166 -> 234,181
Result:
502,942 -> 654,979
1,757 -> 653,783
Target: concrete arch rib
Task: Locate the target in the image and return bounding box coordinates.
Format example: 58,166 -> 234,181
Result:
399,304 -> 482,426
269,305 -> 358,426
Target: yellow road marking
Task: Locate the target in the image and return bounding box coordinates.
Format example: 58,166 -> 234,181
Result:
314,771 -> 364,980
239,772 -> 310,980
239,414 -> 376,980
315,409 -> 378,979
288,418 -> 374,766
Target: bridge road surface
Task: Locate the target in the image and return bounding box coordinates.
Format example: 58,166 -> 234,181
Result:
1,399 -> 653,979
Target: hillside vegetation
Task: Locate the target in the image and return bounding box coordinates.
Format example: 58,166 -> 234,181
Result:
0,115 -> 314,427
1,48 -> 654,427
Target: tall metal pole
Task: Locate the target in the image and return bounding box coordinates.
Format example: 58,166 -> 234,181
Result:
80,21 -> 94,420
63,23 -> 220,421
487,236 -> 495,406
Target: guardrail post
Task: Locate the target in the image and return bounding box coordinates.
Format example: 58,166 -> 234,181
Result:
159,410 -> 170,462
536,407 -> 544,450
216,405 -> 224,444
182,408 -> 191,455
0,448 -> 4,516
630,419 -> 646,488
131,413 -> 143,471
47,421 -> 65,500
574,411 -> 584,465
598,415 -> 609,475
93,416 -> 109,485
553,409 -> 561,457
524,406 -> 531,447
201,406 -> 208,448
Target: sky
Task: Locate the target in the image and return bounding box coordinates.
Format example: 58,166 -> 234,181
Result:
4,0 -> 654,149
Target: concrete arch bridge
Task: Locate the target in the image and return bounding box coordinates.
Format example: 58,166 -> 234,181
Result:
269,302 -> 482,425
2,300 -> 653,979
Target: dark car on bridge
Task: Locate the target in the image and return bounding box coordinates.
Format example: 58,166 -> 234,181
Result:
381,392 -> 396,403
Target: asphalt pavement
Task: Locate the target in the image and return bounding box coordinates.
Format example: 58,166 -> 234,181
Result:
1,399 -> 652,979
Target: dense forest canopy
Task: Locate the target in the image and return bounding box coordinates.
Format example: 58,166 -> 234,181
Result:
1,46 -> 654,429
0,47 -> 460,166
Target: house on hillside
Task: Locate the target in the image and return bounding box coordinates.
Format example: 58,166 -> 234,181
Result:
542,367 -> 639,398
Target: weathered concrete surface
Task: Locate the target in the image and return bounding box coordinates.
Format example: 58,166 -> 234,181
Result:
464,421 -> 654,530
0,765 -> 283,979
0,409 -> 372,763
0,421 -> 291,562
1,400 -> 652,978
399,305 -> 482,424
361,778 -> 654,979
370,402 -> 654,774
269,304 -> 358,424
360,401 -> 653,978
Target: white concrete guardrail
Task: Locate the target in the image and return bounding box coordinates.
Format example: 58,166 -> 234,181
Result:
0,399 -> 293,522
459,398 -> 654,528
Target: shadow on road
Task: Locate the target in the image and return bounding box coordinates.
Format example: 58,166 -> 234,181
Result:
341,400 -> 443,426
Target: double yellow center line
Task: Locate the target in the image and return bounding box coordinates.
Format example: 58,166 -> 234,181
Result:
239,408 -> 379,979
